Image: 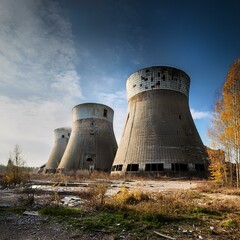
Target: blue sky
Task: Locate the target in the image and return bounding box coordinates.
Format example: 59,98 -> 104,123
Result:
0,0 -> 239,167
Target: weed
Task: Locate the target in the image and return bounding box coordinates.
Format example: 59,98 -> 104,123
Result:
220,219 -> 239,229
47,191 -> 61,206
17,187 -> 35,206
40,205 -> 82,217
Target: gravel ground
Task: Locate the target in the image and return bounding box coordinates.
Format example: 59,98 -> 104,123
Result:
0,212 -> 72,240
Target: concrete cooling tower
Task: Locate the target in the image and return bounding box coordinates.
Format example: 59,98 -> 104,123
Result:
45,127 -> 71,173
57,103 -> 117,172
111,66 -> 208,177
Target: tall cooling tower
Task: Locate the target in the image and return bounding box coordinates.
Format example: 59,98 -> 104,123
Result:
111,66 -> 208,177
57,103 -> 117,172
45,127 -> 71,173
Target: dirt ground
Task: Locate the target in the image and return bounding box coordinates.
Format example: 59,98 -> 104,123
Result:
0,179 -> 239,240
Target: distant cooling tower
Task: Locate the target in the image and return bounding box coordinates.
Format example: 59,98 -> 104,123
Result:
57,103 -> 117,172
111,66 -> 208,177
45,127 -> 71,173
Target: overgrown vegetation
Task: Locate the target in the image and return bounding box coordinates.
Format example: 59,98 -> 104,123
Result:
37,184 -> 240,239
0,145 -> 33,188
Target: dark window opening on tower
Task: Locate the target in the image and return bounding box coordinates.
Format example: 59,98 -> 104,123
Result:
140,84 -> 142,87
68,133 -> 70,136
158,72 -> 160,77
151,77 -> 153,81
151,85 -> 155,88
145,163 -> 163,171
133,84 -> 136,88
146,69 -> 150,73
162,74 -> 166,81
156,81 -> 160,86
62,135 -> 64,138
179,115 -> 182,120
171,163 -> 188,171
103,109 -> 108,117
112,164 -> 123,171
145,77 -> 148,81
195,164 -> 205,171
86,158 -> 93,162
145,86 -> 148,89
126,164 -> 139,171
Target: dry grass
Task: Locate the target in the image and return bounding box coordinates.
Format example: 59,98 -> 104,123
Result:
196,182 -> 240,196
77,182 -> 108,209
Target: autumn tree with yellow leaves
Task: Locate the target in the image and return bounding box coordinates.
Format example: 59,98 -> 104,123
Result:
208,58 -> 240,187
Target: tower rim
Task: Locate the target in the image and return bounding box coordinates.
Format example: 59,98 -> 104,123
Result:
72,102 -> 114,113
127,66 -> 191,82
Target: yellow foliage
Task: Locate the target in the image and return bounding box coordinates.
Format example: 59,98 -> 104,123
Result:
207,148 -> 226,185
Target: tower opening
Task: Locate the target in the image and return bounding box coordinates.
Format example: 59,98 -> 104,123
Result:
103,109 -> 108,117
145,163 -> 164,171
171,163 -> 188,171
126,164 -> 139,172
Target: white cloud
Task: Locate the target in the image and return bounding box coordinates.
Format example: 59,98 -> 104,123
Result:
0,0 -> 82,166
190,108 -> 210,120
0,96 -> 73,165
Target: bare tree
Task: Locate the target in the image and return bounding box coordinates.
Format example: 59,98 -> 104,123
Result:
5,145 -> 27,185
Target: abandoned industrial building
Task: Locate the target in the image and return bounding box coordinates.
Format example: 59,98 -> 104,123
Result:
111,66 -> 208,177
45,127 -> 71,173
57,103 -> 117,173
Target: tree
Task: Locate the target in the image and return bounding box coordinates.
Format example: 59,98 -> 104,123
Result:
208,58 -> 240,187
4,145 -> 27,185
206,147 -> 227,185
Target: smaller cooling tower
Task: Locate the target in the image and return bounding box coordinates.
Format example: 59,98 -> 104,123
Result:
57,103 -> 117,172
45,127 -> 71,173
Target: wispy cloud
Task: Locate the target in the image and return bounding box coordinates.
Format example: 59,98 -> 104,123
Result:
0,0 -> 82,166
190,108 -> 211,120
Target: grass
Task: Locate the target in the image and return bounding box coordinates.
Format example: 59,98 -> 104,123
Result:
40,205 -> 82,217
0,206 -> 27,214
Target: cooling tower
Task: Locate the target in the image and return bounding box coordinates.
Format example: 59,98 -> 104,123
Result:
45,127 -> 71,173
111,66 -> 208,177
57,103 -> 117,172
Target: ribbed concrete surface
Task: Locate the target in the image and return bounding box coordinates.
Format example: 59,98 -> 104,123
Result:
45,127 -> 71,173
111,66 -> 207,176
57,103 -> 117,172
